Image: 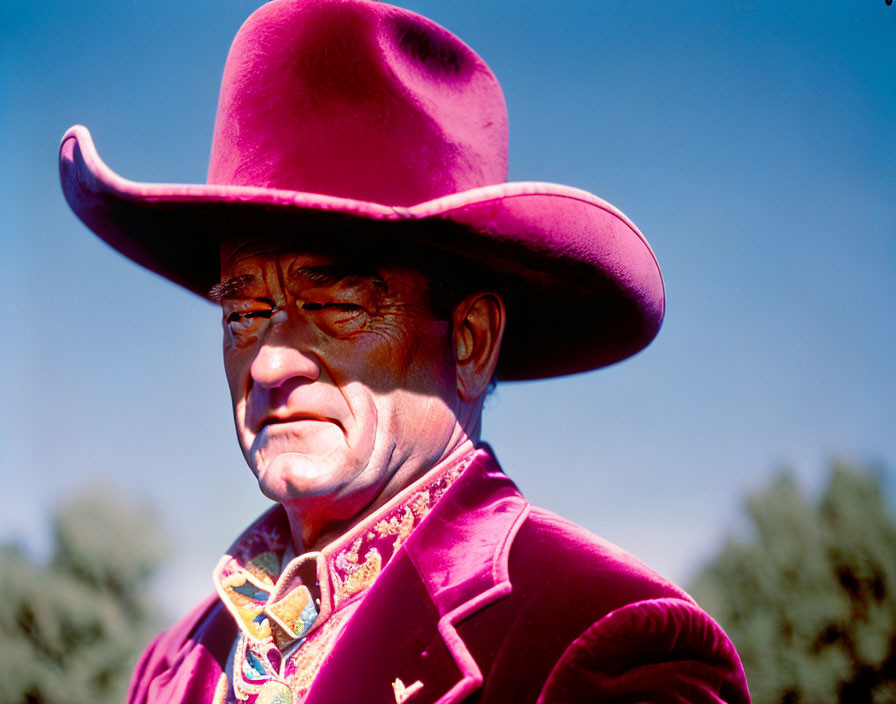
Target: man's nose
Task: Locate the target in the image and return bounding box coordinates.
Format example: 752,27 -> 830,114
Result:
249,324 -> 321,389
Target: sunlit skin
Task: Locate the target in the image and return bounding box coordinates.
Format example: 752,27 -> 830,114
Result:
218,240 -> 505,553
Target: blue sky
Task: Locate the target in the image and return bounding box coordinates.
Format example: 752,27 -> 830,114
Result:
2,0 -> 894,618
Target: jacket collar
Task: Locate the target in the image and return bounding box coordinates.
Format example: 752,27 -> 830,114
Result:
304,446 -> 530,704
213,449 -> 475,652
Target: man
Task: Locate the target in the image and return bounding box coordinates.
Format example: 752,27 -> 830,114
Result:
59,1 -> 750,702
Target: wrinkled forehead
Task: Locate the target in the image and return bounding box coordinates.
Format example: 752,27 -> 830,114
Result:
221,231 -> 407,265
217,231 -> 432,295
220,232 -> 309,272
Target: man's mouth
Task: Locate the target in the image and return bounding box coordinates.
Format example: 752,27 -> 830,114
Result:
250,412 -> 347,460
257,413 -> 345,434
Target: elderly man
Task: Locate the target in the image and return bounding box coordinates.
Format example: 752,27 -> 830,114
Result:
59,1 -> 750,703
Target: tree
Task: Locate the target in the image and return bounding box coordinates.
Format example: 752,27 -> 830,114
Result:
0,489 -> 166,704
689,462 -> 896,704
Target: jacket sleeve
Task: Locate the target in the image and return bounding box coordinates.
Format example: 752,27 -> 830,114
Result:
536,598 -> 750,704
127,595 -> 235,704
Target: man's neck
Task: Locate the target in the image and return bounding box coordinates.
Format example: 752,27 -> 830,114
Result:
288,437 -> 477,554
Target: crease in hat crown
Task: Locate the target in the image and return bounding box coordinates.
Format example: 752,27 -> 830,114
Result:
207,0 -> 509,205
58,0 -> 665,380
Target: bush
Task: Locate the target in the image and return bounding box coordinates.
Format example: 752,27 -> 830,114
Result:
0,489 -> 166,704
690,463 -> 896,704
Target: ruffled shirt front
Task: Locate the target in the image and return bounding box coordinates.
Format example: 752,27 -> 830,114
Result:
212,451 -> 475,704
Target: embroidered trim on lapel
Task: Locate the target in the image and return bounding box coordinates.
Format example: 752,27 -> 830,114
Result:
298,449 -> 530,704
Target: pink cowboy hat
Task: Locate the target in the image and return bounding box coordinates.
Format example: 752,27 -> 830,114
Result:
59,0 -> 664,380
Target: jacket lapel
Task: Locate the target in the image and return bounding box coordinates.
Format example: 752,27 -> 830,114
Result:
303,450 -> 529,704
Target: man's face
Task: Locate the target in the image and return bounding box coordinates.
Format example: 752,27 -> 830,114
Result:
218,243 -> 462,523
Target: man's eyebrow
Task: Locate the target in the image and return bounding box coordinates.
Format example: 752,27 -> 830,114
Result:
208,274 -> 255,302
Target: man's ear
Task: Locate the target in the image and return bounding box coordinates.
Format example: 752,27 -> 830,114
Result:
452,292 -> 505,402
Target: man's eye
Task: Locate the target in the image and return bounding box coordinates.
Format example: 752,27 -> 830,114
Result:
301,301 -> 368,333
225,309 -> 274,327
301,302 -> 363,312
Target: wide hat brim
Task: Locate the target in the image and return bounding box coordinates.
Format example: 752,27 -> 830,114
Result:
60,124 -> 664,381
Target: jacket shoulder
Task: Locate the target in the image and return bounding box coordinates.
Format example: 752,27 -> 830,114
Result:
538,597 -> 751,704
513,505 -> 693,608
465,505 -> 749,703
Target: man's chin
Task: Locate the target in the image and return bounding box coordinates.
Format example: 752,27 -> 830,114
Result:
254,450 -> 352,501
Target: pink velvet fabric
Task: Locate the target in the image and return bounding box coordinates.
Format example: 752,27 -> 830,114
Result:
127,450 -> 749,704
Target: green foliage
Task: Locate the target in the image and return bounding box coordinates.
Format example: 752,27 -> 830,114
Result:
0,490 -> 167,704
690,463 -> 896,704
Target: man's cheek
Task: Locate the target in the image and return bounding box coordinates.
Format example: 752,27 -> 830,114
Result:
365,317 -> 428,369
223,344 -> 254,386
223,329 -> 260,350
222,361 -> 253,440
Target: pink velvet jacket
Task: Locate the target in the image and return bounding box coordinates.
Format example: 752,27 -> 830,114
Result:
128,451 -> 750,703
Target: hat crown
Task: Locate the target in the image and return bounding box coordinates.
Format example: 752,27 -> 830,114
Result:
207,0 -> 509,206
